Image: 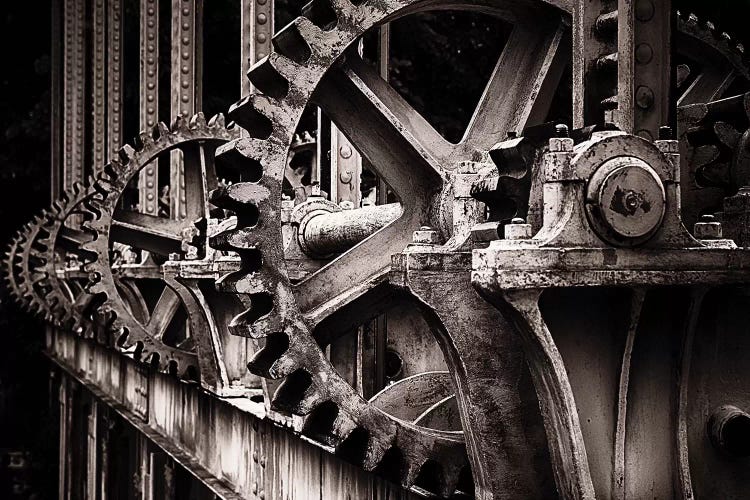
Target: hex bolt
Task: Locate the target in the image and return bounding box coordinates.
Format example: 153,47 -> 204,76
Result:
504,218 -> 533,240
168,252 -> 181,261
709,405 -> 750,458
694,214 -> 723,239
412,226 -> 440,244
471,222 -> 502,243
555,124 -> 569,138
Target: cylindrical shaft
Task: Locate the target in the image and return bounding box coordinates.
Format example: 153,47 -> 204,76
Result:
300,203 -> 401,257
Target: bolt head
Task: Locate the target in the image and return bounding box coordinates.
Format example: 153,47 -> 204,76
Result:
504,221 -> 533,240
412,227 -> 440,244
549,137 -> 574,152
694,216 -> 723,239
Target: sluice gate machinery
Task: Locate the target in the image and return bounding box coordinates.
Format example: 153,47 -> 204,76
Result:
6,0 -> 750,498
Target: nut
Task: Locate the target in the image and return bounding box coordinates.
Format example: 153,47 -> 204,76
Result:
504,218 -> 533,240
412,226 -> 440,244
694,214 -> 723,239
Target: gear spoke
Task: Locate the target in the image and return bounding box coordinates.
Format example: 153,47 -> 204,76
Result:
314,55 -> 448,192
296,207 -> 422,325
111,210 -> 186,255
180,141 -> 216,222
462,19 -> 568,150
145,285 -> 182,341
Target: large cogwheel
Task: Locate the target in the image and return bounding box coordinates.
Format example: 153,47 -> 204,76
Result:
32,182 -> 100,333
4,212 -> 53,317
209,0 -> 750,495
82,113 -> 237,377
674,12 -> 750,227
4,224 -> 35,312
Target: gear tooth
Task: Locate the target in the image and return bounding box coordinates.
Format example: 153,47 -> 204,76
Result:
330,413 -> 358,446
437,463 -> 465,498
171,115 -> 189,132
247,54 -> 293,98
214,138 -> 269,178
704,19 -> 715,32
246,334 -> 297,379
687,13 -> 699,27
154,121 -> 171,138
208,113 -> 226,128
209,227 -> 261,252
271,18 -> 315,64
136,130 -> 155,150
737,43 -> 745,55
272,371 -> 327,415
190,111 -> 207,129
361,434 -> 396,471
118,144 -> 136,163
402,459 -> 426,489
720,31 -> 731,43
227,94 -> 275,138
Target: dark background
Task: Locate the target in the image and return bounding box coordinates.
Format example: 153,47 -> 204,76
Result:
1,0 -> 749,497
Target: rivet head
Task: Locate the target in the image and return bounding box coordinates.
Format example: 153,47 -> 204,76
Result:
635,0 -> 655,21
635,86 -> 654,109
635,43 -> 653,64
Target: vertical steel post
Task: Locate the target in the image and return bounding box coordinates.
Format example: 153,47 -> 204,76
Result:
573,0 -> 672,135
572,0 -> 617,129
139,0 -> 160,215
107,0 -> 124,163
63,0 -> 87,192
92,0 -> 107,175
616,0 -> 672,139
170,0 -> 203,219
241,0 -> 274,96
51,1 -> 62,200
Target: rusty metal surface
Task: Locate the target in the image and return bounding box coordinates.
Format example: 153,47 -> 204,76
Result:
139,0 -> 160,216
11,0 -> 750,498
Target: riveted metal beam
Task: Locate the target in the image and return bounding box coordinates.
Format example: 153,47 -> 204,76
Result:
170,0 -> 203,219
91,0 -> 107,175
63,0 -> 86,191
139,0 -> 160,216
616,0 -> 673,139
241,0 -> 274,95
51,1 -> 62,200
573,0 -> 617,128
107,0 -> 124,163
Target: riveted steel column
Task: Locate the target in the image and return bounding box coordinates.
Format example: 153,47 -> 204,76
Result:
616,0 -> 672,139
330,128 -> 362,206
139,0 -> 160,216
107,0 -> 124,163
51,1 -> 62,200
572,0 -> 617,128
170,0 -> 203,220
91,0 -> 107,175
241,0 -> 273,95
63,0 -> 87,191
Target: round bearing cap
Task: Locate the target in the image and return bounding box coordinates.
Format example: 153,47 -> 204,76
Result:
587,157 -> 666,245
